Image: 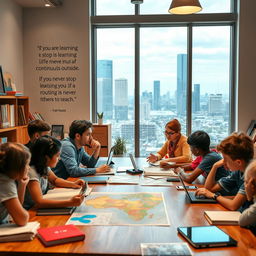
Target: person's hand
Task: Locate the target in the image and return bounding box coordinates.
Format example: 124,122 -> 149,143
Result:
195,188 -> 214,199
147,153 -> 158,163
96,164 -> 111,173
72,179 -> 85,188
70,195 -> 85,206
160,160 -> 172,169
213,159 -> 224,169
18,174 -> 29,188
90,138 -> 101,150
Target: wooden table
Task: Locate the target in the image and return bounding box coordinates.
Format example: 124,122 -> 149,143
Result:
0,157 -> 256,255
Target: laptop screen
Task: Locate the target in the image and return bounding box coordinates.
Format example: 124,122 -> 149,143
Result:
178,173 -> 191,198
129,153 -> 138,171
106,147 -> 115,165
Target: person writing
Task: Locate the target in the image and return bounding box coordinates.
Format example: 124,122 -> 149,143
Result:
147,119 -> 192,167
53,120 -> 110,179
0,143 -> 31,226
24,136 -> 85,210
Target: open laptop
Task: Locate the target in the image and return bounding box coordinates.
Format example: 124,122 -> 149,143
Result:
178,174 -> 216,203
126,154 -> 143,174
96,146 -> 115,167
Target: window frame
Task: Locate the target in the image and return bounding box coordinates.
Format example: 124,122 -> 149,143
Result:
90,0 -> 238,156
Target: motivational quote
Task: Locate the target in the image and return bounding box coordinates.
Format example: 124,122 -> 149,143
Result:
36,45 -> 79,112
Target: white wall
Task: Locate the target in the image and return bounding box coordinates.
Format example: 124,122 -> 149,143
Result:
23,0 -> 90,131
237,0 -> 256,132
0,0 -> 23,90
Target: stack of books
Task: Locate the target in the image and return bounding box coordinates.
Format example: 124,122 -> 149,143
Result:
143,166 -> 179,177
0,221 -> 40,242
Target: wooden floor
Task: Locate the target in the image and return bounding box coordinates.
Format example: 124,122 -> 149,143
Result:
0,157 -> 255,255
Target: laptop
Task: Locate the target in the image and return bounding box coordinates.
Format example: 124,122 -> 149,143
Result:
177,226 -> 237,248
178,174 -> 216,203
96,146 -> 115,167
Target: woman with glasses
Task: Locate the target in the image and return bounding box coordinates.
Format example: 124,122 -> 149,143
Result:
147,119 -> 192,167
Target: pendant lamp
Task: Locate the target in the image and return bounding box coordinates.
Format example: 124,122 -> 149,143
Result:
168,0 -> 202,15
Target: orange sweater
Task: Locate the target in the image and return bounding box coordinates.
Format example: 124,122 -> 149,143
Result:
156,134 -> 192,163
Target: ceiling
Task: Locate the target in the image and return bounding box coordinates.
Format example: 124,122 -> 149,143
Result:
13,0 -> 47,7
13,0 -> 63,7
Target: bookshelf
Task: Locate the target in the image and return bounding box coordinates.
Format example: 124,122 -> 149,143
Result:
85,124 -> 112,157
0,96 -> 29,144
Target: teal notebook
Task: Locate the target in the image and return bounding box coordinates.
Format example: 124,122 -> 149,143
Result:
81,176 -> 109,184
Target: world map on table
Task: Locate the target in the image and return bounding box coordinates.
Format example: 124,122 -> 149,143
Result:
74,192 -> 170,226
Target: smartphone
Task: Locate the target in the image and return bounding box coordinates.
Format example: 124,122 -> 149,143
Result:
79,182 -> 88,195
176,185 -> 198,190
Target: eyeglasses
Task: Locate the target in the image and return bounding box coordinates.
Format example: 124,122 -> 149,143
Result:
164,130 -> 176,135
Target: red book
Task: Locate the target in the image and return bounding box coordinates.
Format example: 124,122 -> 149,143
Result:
37,224 -> 85,247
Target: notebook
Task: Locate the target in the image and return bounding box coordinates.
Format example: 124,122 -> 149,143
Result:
178,174 -> 216,203
81,176 -> 109,184
36,207 -> 76,216
37,224 -> 85,247
177,226 -> 237,248
143,167 -> 179,177
204,210 -> 241,225
0,221 -> 40,242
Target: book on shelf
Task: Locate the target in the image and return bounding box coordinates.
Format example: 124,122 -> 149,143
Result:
204,210 -> 241,225
37,224 -> 85,247
28,111 -> 45,122
6,91 -> 23,96
0,221 -> 40,242
18,105 -> 26,126
0,137 -> 8,144
0,104 -> 10,128
143,166 -> 179,177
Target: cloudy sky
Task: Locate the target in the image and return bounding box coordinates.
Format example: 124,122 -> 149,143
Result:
96,0 -> 232,97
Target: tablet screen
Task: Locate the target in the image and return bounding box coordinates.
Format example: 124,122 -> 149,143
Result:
178,226 -> 237,247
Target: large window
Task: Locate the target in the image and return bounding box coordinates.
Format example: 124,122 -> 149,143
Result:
91,1 -> 237,156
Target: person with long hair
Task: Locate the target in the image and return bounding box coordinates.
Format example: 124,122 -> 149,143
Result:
24,135 -> 85,210
0,143 -> 31,226
147,119 -> 192,167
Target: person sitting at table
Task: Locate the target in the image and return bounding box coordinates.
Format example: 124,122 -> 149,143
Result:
147,119 -> 192,167
24,120 -> 51,150
24,136 -> 85,210
195,132 -> 254,211
53,120 -> 110,179
239,160 -> 256,234
176,130 -> 230,184
0,143 -> 31,226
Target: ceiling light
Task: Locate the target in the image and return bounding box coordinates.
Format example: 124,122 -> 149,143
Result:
131,0 -> 143,4
45,3 -> 51,7
168,0 -> 202,15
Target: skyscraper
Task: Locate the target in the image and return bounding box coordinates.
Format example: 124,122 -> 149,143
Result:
97,60 -> 113,119
208,94 -> 223,114
153,80 -> 160,110
192,84 -> 200,112
177,54 -> 187,115
114,78 -> 128,121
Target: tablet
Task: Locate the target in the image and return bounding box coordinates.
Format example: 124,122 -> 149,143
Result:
177,226 -> 237,248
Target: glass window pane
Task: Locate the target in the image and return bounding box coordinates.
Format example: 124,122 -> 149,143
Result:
140,0 -> 232,14
96,0 -> 134,15
192,26 -> 231,146
96,28 -> 135,153
140,27 -> 187,156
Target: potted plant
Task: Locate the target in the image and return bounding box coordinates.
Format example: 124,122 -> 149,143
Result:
113,136 -> 127,156
97,112 -> 104,125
